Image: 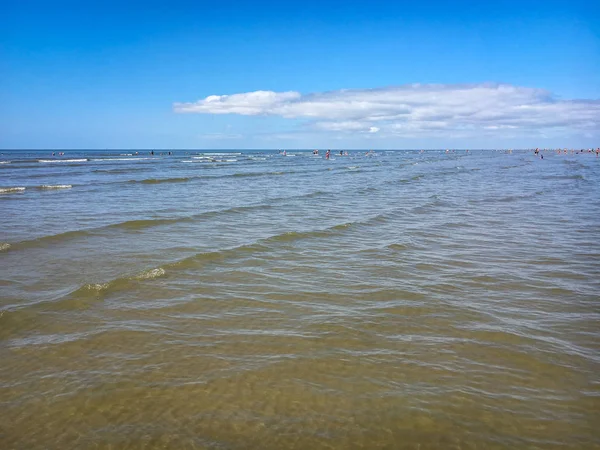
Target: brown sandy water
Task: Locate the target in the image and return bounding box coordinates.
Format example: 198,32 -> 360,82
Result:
1,149 -> 599,449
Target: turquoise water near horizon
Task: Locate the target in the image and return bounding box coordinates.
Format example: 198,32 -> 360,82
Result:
1,149 -> 599,449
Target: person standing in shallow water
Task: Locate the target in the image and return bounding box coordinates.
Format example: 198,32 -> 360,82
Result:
326,150 -> 330,159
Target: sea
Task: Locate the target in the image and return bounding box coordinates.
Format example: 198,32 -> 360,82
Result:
1,149 -> 599,449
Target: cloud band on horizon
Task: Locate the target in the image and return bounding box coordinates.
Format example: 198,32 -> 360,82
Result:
174,84 -> 600,139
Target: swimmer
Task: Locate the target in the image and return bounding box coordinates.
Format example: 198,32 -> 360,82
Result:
326,150 -> 330,160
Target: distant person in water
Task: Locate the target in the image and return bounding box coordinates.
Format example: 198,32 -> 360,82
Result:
326,150 -> 330,159
340,150 -> 343,156
150,150 -> 154,155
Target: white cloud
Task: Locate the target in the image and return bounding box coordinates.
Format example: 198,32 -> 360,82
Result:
174,84 -> 600,138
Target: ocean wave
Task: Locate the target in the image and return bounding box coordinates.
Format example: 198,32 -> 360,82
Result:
132,268 -> 166,280
93,167 -> 151,174
501,165 -> 522,169
0,161 -> 10,164
83,283 -> 110,291
5,191 -> 329,251
468,192 -> 540,204
0,187 -> 26,193
543,175 -> 585,181
201,152 -> 242,156
386,242 -> 410,251
166,218 -> 382,271
38,185 -> 72,190
91,157 -> 153,162
395,174 -> 424,183
129,177 -> 191,184
45,267 -> 168,310
38,159 -> 88,163
106,218 -> 183,230
231,171 -> 285,178
0,243 -> 11,251
9,229 -> 92,250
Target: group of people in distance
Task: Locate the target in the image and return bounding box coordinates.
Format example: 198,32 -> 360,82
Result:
310,149 -> 353,159
534,148 -> 599,158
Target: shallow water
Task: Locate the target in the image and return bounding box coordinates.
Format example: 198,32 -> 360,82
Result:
1,149 -> 599,449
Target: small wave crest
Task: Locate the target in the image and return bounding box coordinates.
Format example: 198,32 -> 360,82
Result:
543,175 -> 585,181
0,187 -> 26,194
133,268 -> 166,280
0,243 -> 11,251
38,159 -> 88,163
83,283 -> 110,292
108,218 -> 181,230
38,185 -> 72,190
50,267 -> 168,309
129,177 -> 191,184
93,167 -> 150,174
91,157 -> 153,161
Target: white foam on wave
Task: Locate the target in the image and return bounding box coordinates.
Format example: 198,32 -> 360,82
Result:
84,283 -> 109,291
39,184 -> 72,190
0,161 -> 10,164
0,243 -> 11,251
91,158 -> 152,161
0,187 -> 26,193
38,159 -> 88,163
133,268 -> 166,280
202,152 -> 242,156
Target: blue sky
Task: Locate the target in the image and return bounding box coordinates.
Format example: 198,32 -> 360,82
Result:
2,0 -> 599,149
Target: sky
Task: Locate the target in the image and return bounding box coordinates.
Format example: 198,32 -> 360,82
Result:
1,0 -> 599,149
